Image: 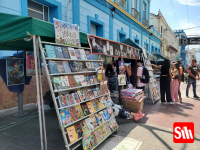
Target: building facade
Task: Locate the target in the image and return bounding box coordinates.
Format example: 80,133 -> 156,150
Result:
0,0 -> 161,56
150,10 -> 179,62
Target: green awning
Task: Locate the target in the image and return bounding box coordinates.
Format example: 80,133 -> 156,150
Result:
151,51 -> 166,60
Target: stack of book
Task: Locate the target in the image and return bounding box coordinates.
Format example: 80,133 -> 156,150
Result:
121,89 -> 144,102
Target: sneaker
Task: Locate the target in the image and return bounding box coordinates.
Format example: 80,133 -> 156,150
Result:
168,102 -> 174,105
194,96 -> 199,99
162,102 -> 167,104
134,113 -> 145,121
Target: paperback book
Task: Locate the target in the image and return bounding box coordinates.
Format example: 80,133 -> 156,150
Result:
95,113 -> 103,125
74,104 -> 85,119
74,123 -> 83,139
94,127 -> 103,143
107,106 -> 113,117
103,109 -> 110,120
61,47 -> 71,59
69,61 -> 81,72
83,89 -> 90,100
57,61 -> 65,73
86,62 -> 92,71
66,126 -> 78,144
104,122 -> 111,135
45,45 -> 56,58
88,89 -> 95,99
74,49 -> 81,59
82,131 -> 92,150
63,61 -> 71,73
79,49 -> 87,60
96,87 -> 101,96
54,46 -> 64,58
77,90 -> 85,102
69,106 -> 79,122
92,89 -> 98,97
60,76 -> 70,89
65,93 -> 75,105
74,75 -> 82,87
100,126 -> 107,139
68,47 -> 77,59
68,76 -> 77,88
89,76 -> 94,84
81,103 -> 90,116
93,76 -> 98,84
52,77 -> 63,90
80,120 -> 89,133
108,118 -> 118,131
48,60 -> 59,74
84,76 -> 90,85
85,117 -> 95,131
91,99 -> 100,111
86,101 -> 96,113
60,108 -> 71,125
99,111 -> 106,123
93,62 -> 99,68
80,62 -> 88,71
90,131 -> 98,147
101,96 -> 107,107
72,92 -> 81,103
97,69 -> 103,83
96,98 -> 104,109
79,75 -> 86,86
84,50 -> 91,60
58,94 -> 68,107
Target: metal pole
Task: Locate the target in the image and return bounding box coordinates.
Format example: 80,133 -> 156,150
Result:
33,35 -> 44,150
17,92 -> 23,115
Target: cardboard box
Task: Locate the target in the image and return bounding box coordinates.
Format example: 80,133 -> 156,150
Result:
123,98 -> 144,113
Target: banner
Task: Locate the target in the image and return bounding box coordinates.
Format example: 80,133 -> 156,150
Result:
88,35 -> 139,59
53,19 -> 80,46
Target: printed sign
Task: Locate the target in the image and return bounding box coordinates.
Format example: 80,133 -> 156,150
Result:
179,37 -> 200,45
88,35 -> 140,59
53,19 -> 80,46
118,75 -> 126,85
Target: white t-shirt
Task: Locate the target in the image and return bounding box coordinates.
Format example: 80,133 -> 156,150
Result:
137,66 -> 146,87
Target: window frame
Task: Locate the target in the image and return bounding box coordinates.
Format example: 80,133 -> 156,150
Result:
143,2 -> 146,19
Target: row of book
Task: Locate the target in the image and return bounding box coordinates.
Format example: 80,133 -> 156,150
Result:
45,45 -> 99,60
60,96 -> 112,126
58,87 -> 103,108
53,75 -> 98,91
121,89 -> 144,102
48,60 -> 101,74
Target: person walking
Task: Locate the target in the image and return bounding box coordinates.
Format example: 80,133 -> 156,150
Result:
177,61 -> 183,103
171,63 -> 181,104
186,59 -> 200,98
136,60 -> 146,91
151,59 -> 172,104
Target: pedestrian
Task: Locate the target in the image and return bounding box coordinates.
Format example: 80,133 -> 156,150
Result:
151,59 -> 172,104
177,61 -> 183,103
186,59 -> 200,98
171,63 -> 181,104
136,60 -> 145,91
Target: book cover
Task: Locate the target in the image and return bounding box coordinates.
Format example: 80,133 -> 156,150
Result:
85,117 -> 95,131
69,106 -> 78,122
66,126 -> 78,144
74,123 -> 83,139
57,61 -> 65,73
88,89 -> 95,99
74,49 -> 81,59
45,45 -> 56,58
89,76 -> 94,84
54,46 -> 64,58
107,106 -> 113,117
90,53 -> 99,60
96,98 -> 104,110
80,120 -> 89,133
79,75 -> 86,86
97,69 -> 103,83
48,60 -> 59,74
77,90 -> 85,102
84,50 -> 91,60
58,94 -> 68,107
90,131 -> 98,147
69,61 -> 81,72
90,62 -> 96,71
84,76 -> 90,85
86,101 -> 96,114
61,47 -> 71,59
99,111 -> 106,123
94,128 -> 103,143
72,92 -> 81,103
63,61 -> 71,73
79,49 -> 87,60
68,47 -> 77,59
80,62 -> 88,71
104,122 -> 111,135
95,113 -> 102,125
85,62 -> 92,71
83,89 -> 90,100
65,93 -> 75,105
93,76 -> 98,84
108,118 -> 118,131
96,87 -> 101,96
81,103 -> 90,116
60,76 -> 70,89
89,114 -> 98,128
52,77 -> 63,90
68,76 -> 76,88
74,104 -> 85,119
103,109 -> 110,120
74,75 -> 82,87
82,131 -> 92,150
106,100 -> 112,106
92,89 -> 98,97
93,62 -> 99,68
91,99 -> 99,111
101,96 -> 107,107
101,126 -> 107,139
60,108 -> 71,125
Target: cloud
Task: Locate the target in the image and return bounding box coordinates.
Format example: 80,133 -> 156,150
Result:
175,0 -> 200,6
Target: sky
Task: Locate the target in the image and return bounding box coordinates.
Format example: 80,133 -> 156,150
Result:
150,0 -> 200,49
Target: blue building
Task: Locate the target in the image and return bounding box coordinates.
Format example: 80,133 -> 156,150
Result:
0,0 -> 161,56
174,30 -> 187,65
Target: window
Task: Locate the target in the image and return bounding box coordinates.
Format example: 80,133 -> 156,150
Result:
133,0 -> 137,9
143,2 -> 146,19
115,0 -> 127,10
28,0 -> 49,22
135,39 -> 139,45
119,34 -> 126,42
91,24 -> 96,36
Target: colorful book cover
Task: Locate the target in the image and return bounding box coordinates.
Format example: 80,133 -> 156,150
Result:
81,103 -> 91,116
86,62 -> 92,71
60,76 -> 70,89
79,49 -> 87,60
74,75 -> 82,87
68,76 -> 76,88
69,61 -> 81,72
108,118 -> 118,131
107,106 -> 113,117
84,50 -> 91,60
72,92 -> 81,103
58,94 -> 68,107
89,76 -> 94,84
61,47 -> 71,59
52,77 -> 63,90
96,98 -> 104,110
101,126 -> 107,139
83,89 -> 90,100
57,61 -> 65,73
74,49 -> 81,59
60,108 -> 71,125
74,104 -> 85,119
68,47 -> 77,59
92,89 -> 98,97
97,69 -> 103,83
63,61 -> 71,73
94,127 -> 103,143
69,106 -> 78,122
80,62 -> 88,71
74,123 -> 83,139
66,126 -> 78,144
95,113 -> 102,125
104,122 -> 111,135
99,111 -> 106,123
77,90 -> 85,102
103,109 -> 110,120
93,76 -> 98,84
84,76 -> 90,85
101,96 -> 107,107
93,62 -> 99,68
88,89 -> 95,99
54,46 -> 64,58
82,131 -> 92,150
86,101 -> 96,114
96,87 -> 101,96
45,45 -> 56,58
79,75 -> 86,86
65,93 -> 75,105
90,131 -> 98,147
89,114 -> 98,128
80,120 -> 89,133
91,99 -> 100,111
85,117 -> 95,131
48,60 -> 59,74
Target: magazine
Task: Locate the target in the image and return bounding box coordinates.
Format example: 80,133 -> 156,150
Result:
95,113 -> 103,125
99,111 -> 106,123
57,61 -> 65,73
58,94 -> 68,107
72,92 -> 81,103
77,90 -> 85,102
54,46 -> 64,58
68,47 -> 77,59
79,49 -> 87,60
81,103 -> 91,116
60,108 -> 71,125
103,109 -> 110,120
107,106 -> 113,117
62,47 -> 71,59
52,77 -> 63,90
82,131 -> 92,150
96,98 -> 104,109
90,131 -> 98,147
85,117 -> 95,131
63,61 -> 71,73
66,126 -> 78,143
80,120 -> 89,133
48,60 -> 59,74
69,106 -> 78,122
45,45 -> 56,58
86,101 -> 96,113
91,99 -> 100,111
74,75 -> 82,87
74,123 -> 83,139
108,118 -> 118,131
74,49 -> 81,59
60,76 -> 70,89
74,104 -> 85,119
65,93 -> 75,105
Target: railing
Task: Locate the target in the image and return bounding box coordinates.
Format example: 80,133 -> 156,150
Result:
132,8 -> 139,21
115,0 -> 126,10
142,18 -> 148,28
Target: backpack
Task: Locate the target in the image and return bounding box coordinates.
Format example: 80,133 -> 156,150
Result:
140,67 -> 150,84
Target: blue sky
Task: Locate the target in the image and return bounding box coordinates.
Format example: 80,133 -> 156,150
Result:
150,0 -> 200,49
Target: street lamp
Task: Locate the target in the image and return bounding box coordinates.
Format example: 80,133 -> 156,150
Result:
148,25 -> 154,29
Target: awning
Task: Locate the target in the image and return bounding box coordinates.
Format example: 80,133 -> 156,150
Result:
146,51 -> 157,62
151,51 -> 166,63
167,45 -> 178,53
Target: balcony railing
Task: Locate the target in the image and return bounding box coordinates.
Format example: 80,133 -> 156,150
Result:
142,18 -> 148,28
115,0 -> 126,10
132,8 -> 140,21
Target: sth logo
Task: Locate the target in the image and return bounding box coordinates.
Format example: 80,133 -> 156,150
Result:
173,122 -> 194,143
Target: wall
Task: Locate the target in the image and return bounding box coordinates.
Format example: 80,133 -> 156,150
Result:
113,18 -> 129,41
0,0 -> 21,15
57,0 -> 73,23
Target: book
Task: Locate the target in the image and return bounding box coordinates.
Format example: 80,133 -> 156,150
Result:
57,61 -> 65,73
94,127 -> 103,143
97,69 -> 103,83
63,61 -> 71,73
85,117 -> 94,131
61,47 -> 71,59
107,106 -> 113,117
99,111 -> 106,123
92,89 -> 98,97
74,75 -> 82,87
79,62 -> 88,71
48,60 -> 59,74
68,76 -> 76,88
96,98 -> 104,109
86,101 -> 96,113
58,94 -> 68,107
74,49 -> 81,59
93,76 -> 98,84
80,120 -> 89,133
82,89 -> 90,100
45,45 -> 56,58
77,90 -> 85,102
103,109 -> 110,120
66,126 -> 78,144
88,89 -> 95,99
72,92 -> 81,103
101,96 -> 107,107
91,99 -> 99,111
79,75 -> 86,86
108,118 -> 118,131
60,108 -> 71,125
89,76 -> 94,84
95,113 -> 103,125
90,54 -> 99,60
68,47 -> 77,59
65,93 -> 75,105
54,46 -> 64,58
69,61 -> 81,72
96,87 -> 101,96
84,50 -> 91,60
99,126 -> 107,139
86,62 -> 92,71
90,131 -> 98,147
90,62 -> 96,71
107,99 -> 112,106
90,114 -> 98,128
52,77 -> 63,90
60,76 -> 70,89
74,104 -> 85,119
104,122 -> 111,135
81,103 -> 90,116
82,131 -> 92,150
69,106 -> 78,122
74,123 -> 83,139
84,76 -> 90,85
79,49 -> 87,60
93,62 -> 99,68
